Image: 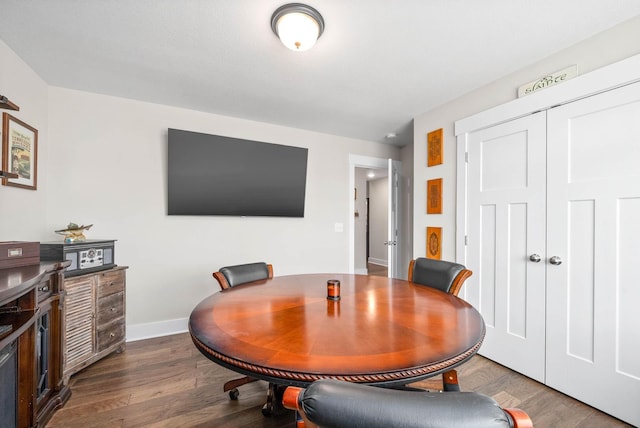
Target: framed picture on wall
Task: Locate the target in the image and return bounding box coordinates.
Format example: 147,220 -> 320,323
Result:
427,128 -> 443,166
426,178 -> 442,214
426,227 -> 442,260
2,113 -> 38,190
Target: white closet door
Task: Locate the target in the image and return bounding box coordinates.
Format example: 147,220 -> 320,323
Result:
546,81 -> 640,426
465,112 -> 547,382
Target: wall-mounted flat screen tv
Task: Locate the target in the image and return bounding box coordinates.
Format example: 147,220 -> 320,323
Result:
167,129 -> 308,217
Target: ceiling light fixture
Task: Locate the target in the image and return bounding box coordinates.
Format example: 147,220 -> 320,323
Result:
271,3 -> 324,52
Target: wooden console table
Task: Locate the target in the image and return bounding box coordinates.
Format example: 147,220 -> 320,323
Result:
0,261 -> 70,428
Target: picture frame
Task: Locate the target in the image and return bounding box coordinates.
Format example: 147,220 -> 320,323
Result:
2,113 -> 38,190
427,128 -> 443,166
426,227 -> 442,260
426,178 -> 442,214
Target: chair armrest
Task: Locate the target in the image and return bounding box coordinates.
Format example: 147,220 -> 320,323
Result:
212,271 -> 231,290
504,408 -> 534,428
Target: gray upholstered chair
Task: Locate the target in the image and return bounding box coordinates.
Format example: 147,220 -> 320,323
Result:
212,262 -> 275,408
282,379 -> 533,428
407,257 -> 472,296
407,258 -> 473,392
213,261 -> 273,290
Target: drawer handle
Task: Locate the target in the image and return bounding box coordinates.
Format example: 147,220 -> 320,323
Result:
110,307 -> 116,312
109,282 -> 114,286
109,332 -> 115,338
39,285 -> 50,292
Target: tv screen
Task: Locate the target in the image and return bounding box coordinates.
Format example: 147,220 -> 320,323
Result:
167,129 -> 308,217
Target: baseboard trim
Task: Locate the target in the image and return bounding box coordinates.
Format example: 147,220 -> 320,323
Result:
127,317 -> 189,342
368,258 -> 388,267
354,268 -> 368,275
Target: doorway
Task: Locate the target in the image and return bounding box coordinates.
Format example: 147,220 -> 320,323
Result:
355,166 -> 388,276
349,155 -> 405,278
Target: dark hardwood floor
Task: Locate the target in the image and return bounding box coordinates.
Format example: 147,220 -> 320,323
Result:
367,262 -> 387,277
47,332 -> 631,428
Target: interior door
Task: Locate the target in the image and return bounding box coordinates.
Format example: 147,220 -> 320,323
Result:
465,112 -> 547,382
387,159 -> 401,278
545,81 -> 640,426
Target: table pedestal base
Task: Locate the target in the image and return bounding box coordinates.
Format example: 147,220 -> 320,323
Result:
262,383 -> 288,416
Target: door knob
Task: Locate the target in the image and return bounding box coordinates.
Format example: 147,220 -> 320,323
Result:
549,256 -> 563,265
529,254 -> 541,263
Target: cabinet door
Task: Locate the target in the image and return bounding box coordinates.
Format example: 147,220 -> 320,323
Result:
465,112 -> 547,382
546,81 -> 640,426
63,277 -> 95,373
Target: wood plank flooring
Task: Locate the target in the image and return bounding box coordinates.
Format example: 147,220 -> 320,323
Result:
46,332 -> 632,428
367,262 -> 387,277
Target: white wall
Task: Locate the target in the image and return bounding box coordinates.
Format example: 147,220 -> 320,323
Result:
43,88 -> 399,338
413,15 -> 640,261
0,40 -> 49,239
368,177 -> 388,265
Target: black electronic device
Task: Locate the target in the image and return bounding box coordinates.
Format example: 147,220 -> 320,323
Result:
40,240 -> 116,276
167,128 -> 308,217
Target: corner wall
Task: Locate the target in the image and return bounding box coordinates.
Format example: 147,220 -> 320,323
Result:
1,37 -> 400,340
0,40 -> 49,239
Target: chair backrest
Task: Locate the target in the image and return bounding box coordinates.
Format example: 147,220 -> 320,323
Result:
408,258 -> 472,296
282,379 -> 533,428
213,262 -> 273,290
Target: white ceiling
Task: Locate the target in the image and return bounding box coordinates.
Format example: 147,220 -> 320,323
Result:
1,1 -> 639,147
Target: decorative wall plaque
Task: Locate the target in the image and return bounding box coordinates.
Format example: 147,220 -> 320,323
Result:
426,227 -> 442,260
427,128 -> 443,166
426,178 -> 442,214
517,65 -> 578,97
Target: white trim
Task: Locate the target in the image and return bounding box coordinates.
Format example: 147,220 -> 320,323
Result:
127,317 -> 188,342
455,133 -> 468,266
354,268 -> 368,275
455,53 -> 640,135
348,154 -> 389,273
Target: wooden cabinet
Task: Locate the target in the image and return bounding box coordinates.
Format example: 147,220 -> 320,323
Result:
0,262 -> 70,428
62,266 -> 127,381
35,266 -> 71,427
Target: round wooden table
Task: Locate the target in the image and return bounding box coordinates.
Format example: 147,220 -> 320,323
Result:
190,274 -> 485,391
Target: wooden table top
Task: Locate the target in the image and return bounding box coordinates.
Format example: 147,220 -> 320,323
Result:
189,274 -> 485,387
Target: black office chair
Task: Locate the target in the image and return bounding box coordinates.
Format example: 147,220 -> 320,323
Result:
213,261 -> 273,291
408,257 -> 472,296
407,258 -> 473,392
212,262 -> 282,415
282,379 -> 533,428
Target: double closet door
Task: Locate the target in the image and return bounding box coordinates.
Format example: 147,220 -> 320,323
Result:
463,81 -> 640,426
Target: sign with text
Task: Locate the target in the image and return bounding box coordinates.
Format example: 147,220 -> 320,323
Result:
518,65 -> 578,97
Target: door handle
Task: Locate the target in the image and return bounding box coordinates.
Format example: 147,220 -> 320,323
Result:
529,254 -> 541,263
549,256 -> 562,265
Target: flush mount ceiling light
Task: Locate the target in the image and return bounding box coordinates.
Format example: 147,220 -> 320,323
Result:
271,3 -> 324,52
